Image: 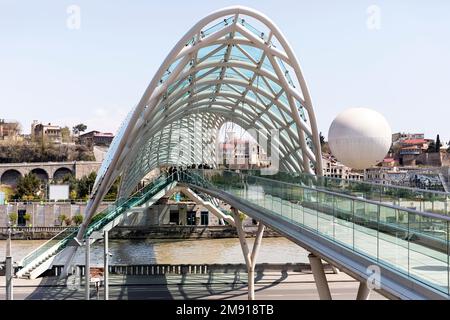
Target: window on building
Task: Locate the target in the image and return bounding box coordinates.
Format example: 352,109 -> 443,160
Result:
201,211 -> 209,225
187,211 -> 196,225
170,210 -> 179,224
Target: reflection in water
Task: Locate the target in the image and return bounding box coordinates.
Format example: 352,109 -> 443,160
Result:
2,238 -> 310,266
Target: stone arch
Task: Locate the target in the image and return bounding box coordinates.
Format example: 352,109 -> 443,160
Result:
1,169 -> 22,187
53,167 -> 74,181
30,168 -> 49,183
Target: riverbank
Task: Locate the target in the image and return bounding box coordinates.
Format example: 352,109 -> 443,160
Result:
0,225 -> 281,240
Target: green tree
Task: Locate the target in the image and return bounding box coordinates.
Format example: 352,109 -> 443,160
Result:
58,214 -> 67,225
72,123 -> 87,136
435,134 -> 442,152
23,213 -> 31,222
64,217 -> 72,226
104,177 -> 121,201
70,190 -> 77,200
319,132 -> 325,146
15,173 -> 41,200
9,212 -> 18,224
62,173 -> 78,195
72,214 -> 83,226
61,126 -> 71,143
427,141 -> 436,153
76,171 -> 97,200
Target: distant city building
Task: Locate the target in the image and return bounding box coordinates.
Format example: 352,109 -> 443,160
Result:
79,130 -> 114,147
365,166 -> 449,191
381,157 -> 397,167
217,133 -> 269,169
392,132 -> 425,143
322,154 -> 363,180
32,121 -> 62,144
0,119 -> 21,142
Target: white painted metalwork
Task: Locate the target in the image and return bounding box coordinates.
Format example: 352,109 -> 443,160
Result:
77,6 -> 322,241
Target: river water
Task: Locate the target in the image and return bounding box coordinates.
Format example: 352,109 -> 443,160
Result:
1,238 -> 310,266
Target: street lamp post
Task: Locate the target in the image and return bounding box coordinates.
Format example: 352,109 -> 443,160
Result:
5,220 -> 13,300
85,236 -> 91,300
104,230 -> 109,300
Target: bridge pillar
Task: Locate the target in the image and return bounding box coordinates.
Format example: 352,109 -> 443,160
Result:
231,208 -> 265,300
308,253 -> 332,300
356,281 -> 371,300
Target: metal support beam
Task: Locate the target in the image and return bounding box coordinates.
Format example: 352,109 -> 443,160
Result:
356,281 -> 371,300
331,265 -> 340,274
231,207 -> 265,300
85,237 -> 91,301
308,253 -> 332,300
104,230 -> 109,300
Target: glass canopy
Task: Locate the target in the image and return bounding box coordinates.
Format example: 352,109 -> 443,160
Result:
85,6 -> 323,231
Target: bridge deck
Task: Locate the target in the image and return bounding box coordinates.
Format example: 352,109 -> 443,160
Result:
181,170 -> 450,299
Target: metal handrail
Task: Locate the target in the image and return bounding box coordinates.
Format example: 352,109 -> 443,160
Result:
183,169 -> 450,222
228,169 -> 450,196
18,227 -> 75,266
249,174 -> 450,221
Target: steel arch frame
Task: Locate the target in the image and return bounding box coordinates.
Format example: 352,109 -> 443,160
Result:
76,5 -> 323,240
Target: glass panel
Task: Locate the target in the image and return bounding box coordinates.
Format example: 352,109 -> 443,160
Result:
317,191 -> 334,238
303,189 -> 318,231
178,169 -> 450,296
378,208 -> 409,275
334,196 -> 353,248
408,213 -> 448,292
354,201 -> 378,258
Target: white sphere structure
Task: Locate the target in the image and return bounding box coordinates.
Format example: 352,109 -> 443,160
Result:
328,107 -> 392,170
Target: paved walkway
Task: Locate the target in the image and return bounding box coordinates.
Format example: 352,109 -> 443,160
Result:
0,271 -> 386,300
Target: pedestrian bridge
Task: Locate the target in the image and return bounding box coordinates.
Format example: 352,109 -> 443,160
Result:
12,6 -> 450,300
15,169 -> 450,300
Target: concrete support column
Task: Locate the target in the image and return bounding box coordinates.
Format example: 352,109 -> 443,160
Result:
85,237 -> 91,300
104,230 -> 109,300
356,281 -> 371,300
231,208 -> 265,301
308,253 -> 332,300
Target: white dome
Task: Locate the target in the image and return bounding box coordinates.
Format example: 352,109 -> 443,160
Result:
328,107 -> 392,170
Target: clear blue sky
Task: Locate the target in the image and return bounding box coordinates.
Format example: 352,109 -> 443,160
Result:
1,1 -> 449,143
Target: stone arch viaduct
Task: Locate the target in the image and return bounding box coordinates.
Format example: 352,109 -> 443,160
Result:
0,161 -> 101,186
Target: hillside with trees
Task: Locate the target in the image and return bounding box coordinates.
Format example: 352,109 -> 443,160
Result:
0,142 -> 95,163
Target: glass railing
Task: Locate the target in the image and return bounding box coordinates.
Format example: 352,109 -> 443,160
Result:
19,173 -> 175,272
226,169 -> 450,216
181,169 -> 450,296
20,227 -> 78,268
84,175 -> 173,237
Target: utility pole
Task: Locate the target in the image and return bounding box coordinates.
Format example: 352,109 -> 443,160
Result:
5,221 -> 13,300
85,236 -> 91,300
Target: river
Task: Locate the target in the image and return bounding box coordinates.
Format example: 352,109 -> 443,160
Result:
1,238 -> 311,266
